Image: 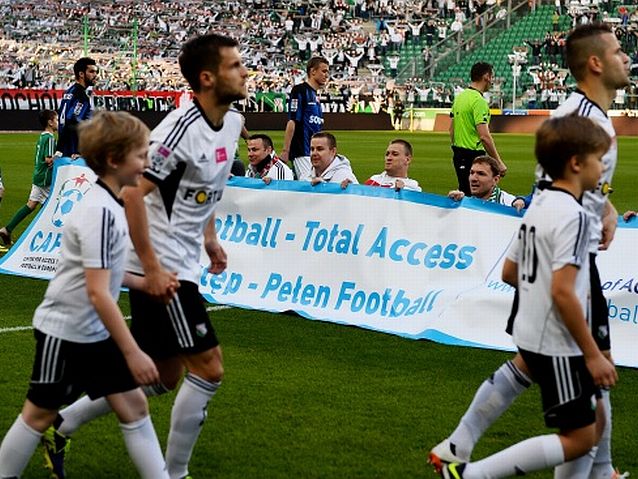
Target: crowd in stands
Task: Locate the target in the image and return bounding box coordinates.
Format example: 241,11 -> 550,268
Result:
1,0 -> 638,111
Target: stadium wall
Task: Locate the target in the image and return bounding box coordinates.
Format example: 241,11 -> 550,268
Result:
433,113 -> 638,135
0,111 -> 393,131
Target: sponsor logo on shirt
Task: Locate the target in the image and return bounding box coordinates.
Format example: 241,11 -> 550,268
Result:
184,188 -> 224,205
215,148 -> 228,164
290,98 -> 298,112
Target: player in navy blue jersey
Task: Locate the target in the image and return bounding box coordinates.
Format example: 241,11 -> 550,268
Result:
56,57 -> 98,158
281,56 -> 329,179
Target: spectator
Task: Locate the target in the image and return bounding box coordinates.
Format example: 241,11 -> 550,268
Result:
245,133 -> 294,183
363,139 -> 422,191
448,155 -> 524,210
306,132 -> 358,186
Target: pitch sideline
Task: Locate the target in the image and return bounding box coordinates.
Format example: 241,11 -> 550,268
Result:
0,305 -> 231,334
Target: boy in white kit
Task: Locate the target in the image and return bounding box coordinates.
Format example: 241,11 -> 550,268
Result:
437,115 -> 617,478
0,111 -> 171,479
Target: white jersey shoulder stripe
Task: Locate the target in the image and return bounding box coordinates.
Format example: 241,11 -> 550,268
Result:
163,105 -> 199,150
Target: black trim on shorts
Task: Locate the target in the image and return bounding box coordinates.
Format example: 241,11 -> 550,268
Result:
130,281 -> 219,360
590,254 -> 611,351
505,288 -> 519,336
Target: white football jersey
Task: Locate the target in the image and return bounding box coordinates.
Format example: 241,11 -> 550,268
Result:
543,90 -> 617,253
365,171 -> 422,192
127,99 -> 243,283
509,188 -> 591,356
33,180 -> 129,343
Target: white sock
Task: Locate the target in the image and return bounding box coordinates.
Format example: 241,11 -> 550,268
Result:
591,389 -> 614,479
166,373 -> 220,479
448,360 -> 532,461
0,415 -> 42,477
554,446 -> 597,478
58,396 -> 112,436
464,434 -> 564,478
120,415 -> 169,479
58,384 -> 170,437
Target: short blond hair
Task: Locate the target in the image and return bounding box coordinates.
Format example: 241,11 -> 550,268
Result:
78,111 -> 149,175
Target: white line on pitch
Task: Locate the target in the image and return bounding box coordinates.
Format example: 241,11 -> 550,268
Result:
0,305 -> 231,335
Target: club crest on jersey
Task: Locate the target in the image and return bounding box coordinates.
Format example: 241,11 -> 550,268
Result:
195,323 -> 208,337
150,144 -> 172,172
215,148 -> 228,164
73,102 -> 84,116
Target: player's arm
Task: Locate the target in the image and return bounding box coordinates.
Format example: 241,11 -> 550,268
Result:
502,258 -> 518,287
121,177 -> 179,302
85,268 -> 159,385
476,123 -> 506,175
204,214 -> 227,275
281,119 -> 295,164
599,199 -> 618,250
552,265 -> 617,387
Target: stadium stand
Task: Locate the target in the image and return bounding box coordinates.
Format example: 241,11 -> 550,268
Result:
0,0 -> 637,110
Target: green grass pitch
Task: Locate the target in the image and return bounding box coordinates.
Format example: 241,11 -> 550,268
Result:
0,131 -> 637,478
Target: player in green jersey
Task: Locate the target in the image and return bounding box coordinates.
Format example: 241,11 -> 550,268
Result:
0,110 -> 57,247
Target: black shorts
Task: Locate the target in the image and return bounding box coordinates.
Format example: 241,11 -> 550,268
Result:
451,146 -> 484,196
27,329 -> 138,410
590,254 -> 611,351
519,349 -> 599,430
129,280 -> 219,360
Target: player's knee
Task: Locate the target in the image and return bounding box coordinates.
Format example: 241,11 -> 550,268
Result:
21,400 -> 58,433
560,425 -> 597,460
184,347 -> 224,383
192,361 -> 224,383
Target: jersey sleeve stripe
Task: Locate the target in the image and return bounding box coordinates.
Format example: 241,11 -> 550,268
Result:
571,211 -> 589,263
100,208 -> 115,269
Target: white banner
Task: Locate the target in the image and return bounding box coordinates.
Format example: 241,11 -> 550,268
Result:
0,159 -> 97,279
2,163 -> 637,368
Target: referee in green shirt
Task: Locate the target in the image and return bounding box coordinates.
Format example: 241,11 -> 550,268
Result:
450,62 -> 507,195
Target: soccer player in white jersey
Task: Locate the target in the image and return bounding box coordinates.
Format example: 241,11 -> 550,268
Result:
363,139 -> 422,192
40,33 -> 248,479
245,133 -> 294,183
0,112 -> 170,479
437,114 -> 616,479
430,24 -> 630,479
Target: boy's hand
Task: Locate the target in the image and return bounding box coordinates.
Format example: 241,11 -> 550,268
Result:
586,354 -> 618,389
125,349 -> 160,385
